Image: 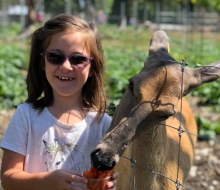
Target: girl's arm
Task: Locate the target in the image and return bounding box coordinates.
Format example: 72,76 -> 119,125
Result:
1,149 -> 88,190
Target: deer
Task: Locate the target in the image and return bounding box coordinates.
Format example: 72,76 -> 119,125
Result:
90,30 -> 220,190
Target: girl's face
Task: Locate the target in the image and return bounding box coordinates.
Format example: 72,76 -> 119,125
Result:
44,30 -> 91,100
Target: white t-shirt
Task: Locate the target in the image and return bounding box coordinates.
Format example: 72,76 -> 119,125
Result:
0,103 -> 111,174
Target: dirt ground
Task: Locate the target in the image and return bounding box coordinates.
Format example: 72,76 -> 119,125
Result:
0,96 -> 219,190
184,96 -> 220,190
184,136 -> 220,190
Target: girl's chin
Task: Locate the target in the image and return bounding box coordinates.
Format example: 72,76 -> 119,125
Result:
55,90 -> 80,98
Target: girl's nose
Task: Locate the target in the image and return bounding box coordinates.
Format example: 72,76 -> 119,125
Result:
61,58 -> 73,71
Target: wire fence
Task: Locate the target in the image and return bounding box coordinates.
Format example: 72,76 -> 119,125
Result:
0,1 -> 220,190
119,59 -> 220,190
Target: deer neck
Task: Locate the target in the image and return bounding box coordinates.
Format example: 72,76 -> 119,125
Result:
133,122 -> 169,168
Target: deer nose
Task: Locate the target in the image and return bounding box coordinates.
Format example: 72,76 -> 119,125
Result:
90,148 -> 116,171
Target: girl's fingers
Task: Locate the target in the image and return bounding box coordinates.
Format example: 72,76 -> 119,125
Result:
107,171 -> 118,189
67,174 -> 88,184
107,180 -> 114,188
111,171 -> 119,180
64,169 -> 81,176
60,170 -> 88,184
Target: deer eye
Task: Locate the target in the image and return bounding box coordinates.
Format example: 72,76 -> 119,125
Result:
128,78 -> 134,90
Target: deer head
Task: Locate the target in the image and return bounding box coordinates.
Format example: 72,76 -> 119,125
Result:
90,30 -> 220,171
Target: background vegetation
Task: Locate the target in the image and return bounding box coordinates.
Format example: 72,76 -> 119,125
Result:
1,22 -> 220,137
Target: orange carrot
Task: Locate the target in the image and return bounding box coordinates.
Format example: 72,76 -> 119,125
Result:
83,166 -> 97,179
82,166 -> 114,190
92,172 -> 111,189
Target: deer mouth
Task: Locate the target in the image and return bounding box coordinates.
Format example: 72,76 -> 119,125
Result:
90,144 -> 119,171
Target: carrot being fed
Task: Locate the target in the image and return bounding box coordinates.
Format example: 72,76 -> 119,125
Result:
82,166 -> 115,190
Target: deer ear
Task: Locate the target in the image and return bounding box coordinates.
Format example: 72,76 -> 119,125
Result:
148,30 -> 175,61
183,61 -> 220,96
149,30 -> 169,51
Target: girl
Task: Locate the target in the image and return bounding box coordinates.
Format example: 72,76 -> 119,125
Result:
0,14 -> 117,190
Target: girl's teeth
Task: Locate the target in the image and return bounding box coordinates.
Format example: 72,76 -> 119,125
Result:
58,76 -> 73,80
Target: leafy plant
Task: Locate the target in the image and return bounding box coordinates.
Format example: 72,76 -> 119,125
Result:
0,22 -> 21,39
0,44 -> 27,109
197,116 -> 220,139
104,48 -> 146,105
169,35 -> 220,112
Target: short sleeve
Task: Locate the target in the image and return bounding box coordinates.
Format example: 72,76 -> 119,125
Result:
0,104 -> 29,155
101,113 -> 112,134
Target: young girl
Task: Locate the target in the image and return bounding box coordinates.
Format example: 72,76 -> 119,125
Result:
0,14 -> 118,190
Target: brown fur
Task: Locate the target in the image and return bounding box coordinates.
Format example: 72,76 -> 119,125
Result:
90,30 -> 220,190
115,98 -> 197,190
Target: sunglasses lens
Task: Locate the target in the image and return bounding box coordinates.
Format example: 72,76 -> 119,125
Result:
46,51 -> 65,65
44,51 -> 91,68
69,55 -> 89,67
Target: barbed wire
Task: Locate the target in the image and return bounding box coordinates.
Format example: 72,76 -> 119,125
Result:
118,58 -> 219,190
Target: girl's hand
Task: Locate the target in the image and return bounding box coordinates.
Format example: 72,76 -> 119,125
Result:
1,148 -> 89,190
47,169 -> 89,190
106,171 -> 118,190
